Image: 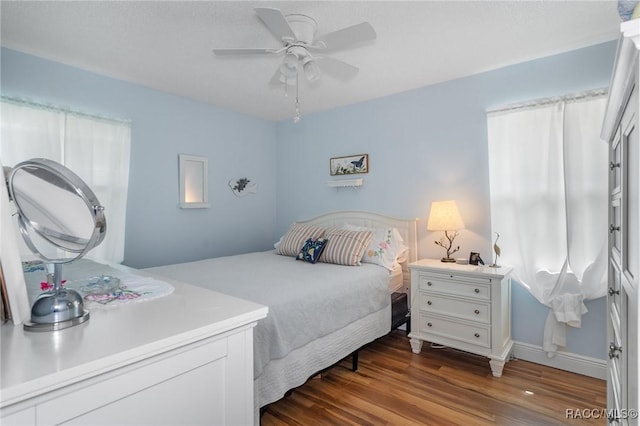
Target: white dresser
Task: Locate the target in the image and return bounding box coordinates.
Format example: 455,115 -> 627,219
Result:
0,268 -> 268,426
409,259 -> 513,377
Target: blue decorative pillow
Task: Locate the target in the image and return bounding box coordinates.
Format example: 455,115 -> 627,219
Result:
296,238 -> 328,264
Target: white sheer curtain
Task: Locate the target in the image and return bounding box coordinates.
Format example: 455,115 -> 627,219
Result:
0,98 -> 131,264
487,94 -> 608,356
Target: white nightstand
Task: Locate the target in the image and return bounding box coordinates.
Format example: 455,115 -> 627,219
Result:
408,259 -> 513,377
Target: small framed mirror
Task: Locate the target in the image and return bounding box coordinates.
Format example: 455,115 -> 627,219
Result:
179,154 -> 210,208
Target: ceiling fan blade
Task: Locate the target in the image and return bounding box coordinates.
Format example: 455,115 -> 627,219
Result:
314,22 -> 376,51
255,8 -> 296,43
315,57 -> 359,80
212,48 -> 278,56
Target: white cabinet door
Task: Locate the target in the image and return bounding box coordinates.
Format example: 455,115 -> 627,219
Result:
62,357 -> 226,426
604,20 -> 639,424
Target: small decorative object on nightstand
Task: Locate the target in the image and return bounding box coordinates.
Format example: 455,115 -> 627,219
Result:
408,259 -> 513,377
490,232 -> 501,268
427,200 -> 465,262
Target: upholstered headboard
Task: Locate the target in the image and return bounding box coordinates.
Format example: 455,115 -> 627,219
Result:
298,210 -> 418,294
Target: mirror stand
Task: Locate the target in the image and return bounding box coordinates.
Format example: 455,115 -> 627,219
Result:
8,158 -> 106,332
24,263 -> 90,332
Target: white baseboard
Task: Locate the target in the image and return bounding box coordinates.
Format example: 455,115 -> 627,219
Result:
512,341 -> 606,380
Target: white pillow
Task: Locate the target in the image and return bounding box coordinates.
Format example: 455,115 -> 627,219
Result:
274,236 -> 283,249
342,224 -> 408,270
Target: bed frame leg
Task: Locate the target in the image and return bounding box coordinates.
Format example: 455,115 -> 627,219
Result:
352,350 -> 359,371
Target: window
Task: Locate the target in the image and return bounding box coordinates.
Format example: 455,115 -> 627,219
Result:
1,98 -> 131,263
487,93 -> 608,355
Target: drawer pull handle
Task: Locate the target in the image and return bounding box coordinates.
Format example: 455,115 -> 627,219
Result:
609,342 -> 622,359
474,288 -> 480,294
474,333 -> 480,338
427,322 -> 433,327
427,300 -> 432,306
474,309 -> 480,315
427,281 -> 432,286
609,224 -> 620,233
608,287 -> 620,296
609,161 -> 620,171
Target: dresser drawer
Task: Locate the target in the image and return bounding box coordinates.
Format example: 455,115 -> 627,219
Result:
418,313 -> 491,348
418,274 -> 490,300
37,336 -> 228,425
419,292 -> 490,324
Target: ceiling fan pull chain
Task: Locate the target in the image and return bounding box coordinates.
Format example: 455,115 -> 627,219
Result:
294,69 -> 301,123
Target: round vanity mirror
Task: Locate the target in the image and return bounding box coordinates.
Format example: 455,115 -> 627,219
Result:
8,158 -> 107,331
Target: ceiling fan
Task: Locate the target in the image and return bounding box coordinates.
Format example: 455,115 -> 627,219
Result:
212,8 -> 376,87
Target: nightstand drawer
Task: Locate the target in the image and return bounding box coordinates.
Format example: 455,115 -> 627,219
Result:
419,293 -> 490,324
418,275 -> 490,300
418,313 -> 490,348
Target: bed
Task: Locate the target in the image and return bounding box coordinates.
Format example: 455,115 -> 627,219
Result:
143,210 -> 417,411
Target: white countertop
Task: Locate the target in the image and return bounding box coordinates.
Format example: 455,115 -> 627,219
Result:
0,261 -> 268,408
409,258 -> 513,278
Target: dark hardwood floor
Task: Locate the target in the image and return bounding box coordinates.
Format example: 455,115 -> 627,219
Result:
262,330 -> 606,425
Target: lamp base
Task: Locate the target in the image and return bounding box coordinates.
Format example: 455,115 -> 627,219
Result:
441,257 -> 456,263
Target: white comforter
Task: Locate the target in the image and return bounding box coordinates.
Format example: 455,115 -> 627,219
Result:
144,250 -> 390,377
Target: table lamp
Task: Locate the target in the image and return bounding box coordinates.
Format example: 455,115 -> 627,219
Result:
427,200 -> 465,263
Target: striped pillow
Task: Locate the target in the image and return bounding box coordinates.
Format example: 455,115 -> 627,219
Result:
319,228 -> 373,266
275,222 -> 326,257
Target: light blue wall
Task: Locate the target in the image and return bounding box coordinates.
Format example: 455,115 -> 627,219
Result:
275,41 -> 617,359
512,284 -> 607,359
0,47 -> 278,268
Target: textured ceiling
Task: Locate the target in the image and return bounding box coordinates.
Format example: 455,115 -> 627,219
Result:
0,1 -> 622,121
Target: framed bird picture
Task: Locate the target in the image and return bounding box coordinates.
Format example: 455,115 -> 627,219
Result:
329,154 -> 369,176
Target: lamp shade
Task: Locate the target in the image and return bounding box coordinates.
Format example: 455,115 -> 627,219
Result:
427,200 -> 465,231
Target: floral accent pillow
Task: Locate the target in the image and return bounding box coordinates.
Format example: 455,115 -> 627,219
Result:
342,224 -> 408,270
296,238 -> 328,264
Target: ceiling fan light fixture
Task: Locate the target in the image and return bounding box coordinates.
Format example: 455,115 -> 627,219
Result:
303,57 -> 321,82
213,8 -> 376,122
279,73 -> 297,86
280,51 -> 298,77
